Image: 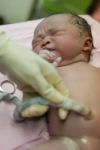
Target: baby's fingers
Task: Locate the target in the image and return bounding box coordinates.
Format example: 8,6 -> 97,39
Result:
52,57 -> 62,67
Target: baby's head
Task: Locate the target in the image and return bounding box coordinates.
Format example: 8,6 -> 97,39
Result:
32,13 -> 93,66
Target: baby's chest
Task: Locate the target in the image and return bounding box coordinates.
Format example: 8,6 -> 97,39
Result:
59,69 -> 100,104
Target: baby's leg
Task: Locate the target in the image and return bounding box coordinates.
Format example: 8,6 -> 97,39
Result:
28,137 -> 79,150
28,136 -> 100,150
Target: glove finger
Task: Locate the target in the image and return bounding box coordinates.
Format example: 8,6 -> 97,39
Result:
62,98 -> 91,116
29,70 -> 65,104
58,108 -> 69,120
54,80 -> 69,96
21,105 -> 49,117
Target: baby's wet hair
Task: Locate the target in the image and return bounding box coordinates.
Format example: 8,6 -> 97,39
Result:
53,13 -> 94,61
66,14 -> 94,61
47,13 -> 94,48
67,14 -> 93,42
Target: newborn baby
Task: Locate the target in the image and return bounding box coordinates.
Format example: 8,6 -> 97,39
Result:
31,13 -> 100,149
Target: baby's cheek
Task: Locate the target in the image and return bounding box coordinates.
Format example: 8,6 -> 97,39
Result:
32,45 -> 41,54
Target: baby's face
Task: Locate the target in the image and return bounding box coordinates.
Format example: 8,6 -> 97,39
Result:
32,15 -> 83,66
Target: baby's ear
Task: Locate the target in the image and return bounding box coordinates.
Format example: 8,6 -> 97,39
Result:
82,37 -> 93,53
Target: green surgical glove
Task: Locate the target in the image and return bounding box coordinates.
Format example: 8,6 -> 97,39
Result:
0,30 -> 91,119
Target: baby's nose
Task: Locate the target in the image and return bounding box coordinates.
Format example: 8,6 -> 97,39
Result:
41,36 -> 51,48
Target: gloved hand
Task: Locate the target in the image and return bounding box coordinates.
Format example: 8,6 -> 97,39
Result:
0,30 -> 91,119
38,49 -> 69,120
0,90 -> 90,122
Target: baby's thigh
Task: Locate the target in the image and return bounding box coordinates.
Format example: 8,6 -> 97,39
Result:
28,136 -> 85,150
48,136 -> 100,150
27,136 -> 100,150
28,136 -> 79,150
78,136 -> 100,150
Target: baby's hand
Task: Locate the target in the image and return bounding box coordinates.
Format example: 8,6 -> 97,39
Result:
39,49 -> 62,67
39,49 -> 57,62
52,57 -> 62,67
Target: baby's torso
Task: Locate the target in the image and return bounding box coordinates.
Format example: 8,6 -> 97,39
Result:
48,63 -> 100,139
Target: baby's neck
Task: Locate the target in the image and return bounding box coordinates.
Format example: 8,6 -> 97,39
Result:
59,54 -> 88,67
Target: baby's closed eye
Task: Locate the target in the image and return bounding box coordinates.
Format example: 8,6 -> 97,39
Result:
49,29 -> 67,36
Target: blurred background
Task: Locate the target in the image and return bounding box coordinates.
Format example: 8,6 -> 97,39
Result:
0,0 -> 98,24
